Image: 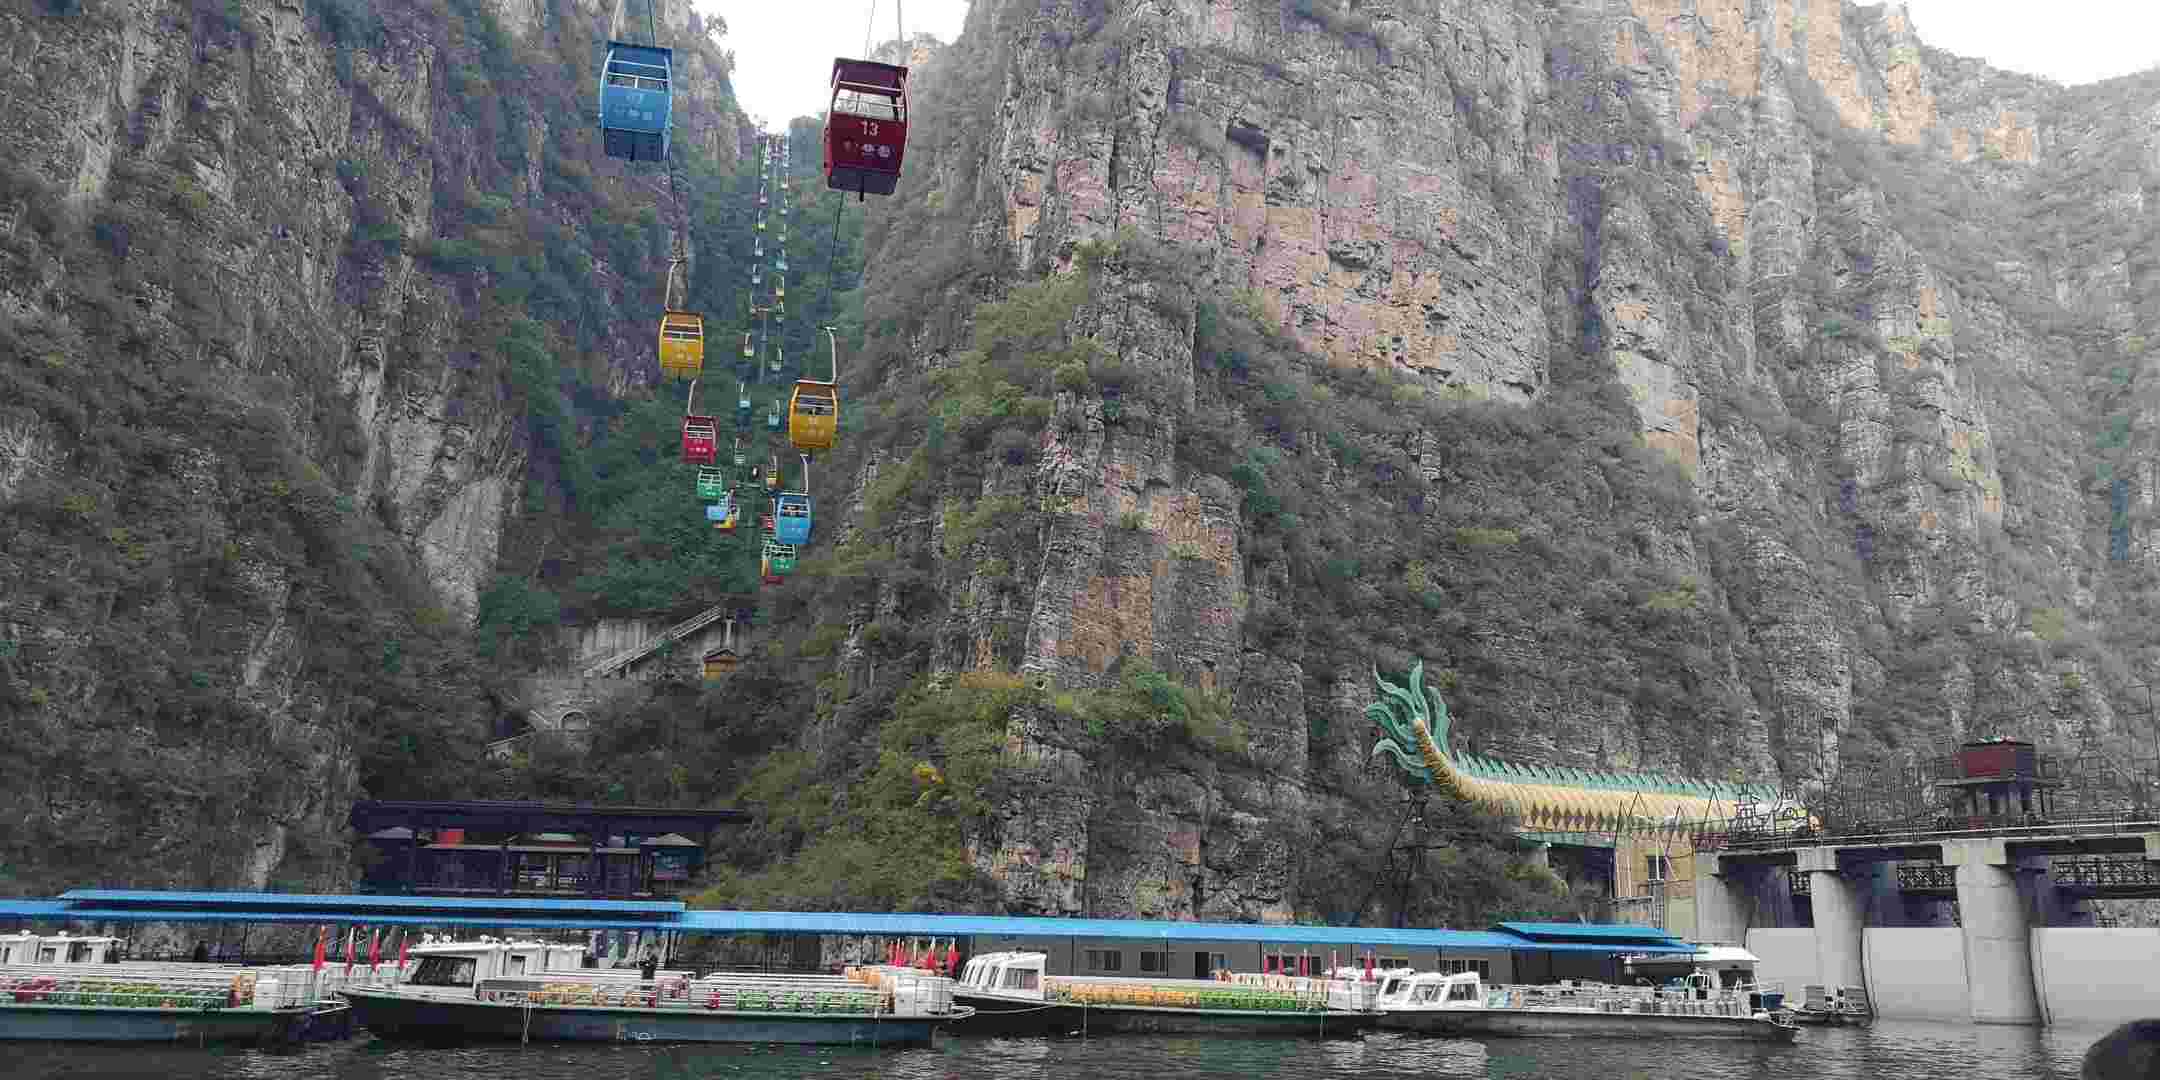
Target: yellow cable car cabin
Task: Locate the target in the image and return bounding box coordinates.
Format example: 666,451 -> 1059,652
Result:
657,311 -> 705,378
702,648 -> 741,679
787,380 -> 838,452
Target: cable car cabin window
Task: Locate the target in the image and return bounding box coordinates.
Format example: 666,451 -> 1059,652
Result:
411,956 -> 479,987
795,394 -> 833,416
832,89 -> 902,122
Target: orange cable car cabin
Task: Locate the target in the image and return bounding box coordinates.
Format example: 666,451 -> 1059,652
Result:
657,310 -> 705,378
822,58 -> 908,198
786,381 -> 837,452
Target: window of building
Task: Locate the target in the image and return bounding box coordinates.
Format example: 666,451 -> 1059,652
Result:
1085,949 -> 1122,972
1266,951 -> 1322,974
1139,950 -> 1171,973
1377,955 -> 1412,970
1439,958 -> 1492,979
1645,854 -> 1673,882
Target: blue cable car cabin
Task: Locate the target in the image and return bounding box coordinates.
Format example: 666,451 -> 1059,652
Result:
774,493 -> 812,545
598,42 -> 673,163
736,393 -> 753,428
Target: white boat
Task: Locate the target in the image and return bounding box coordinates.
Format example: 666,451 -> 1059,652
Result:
1376,971 -> 1799,1043
341,962 -> 968,1046
945,951 -> 1376,1037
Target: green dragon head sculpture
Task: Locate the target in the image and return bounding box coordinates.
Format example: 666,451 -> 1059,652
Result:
1367,660 -> 1455,786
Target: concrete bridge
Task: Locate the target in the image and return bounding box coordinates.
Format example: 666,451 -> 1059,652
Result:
1695,819 -> 2160,1024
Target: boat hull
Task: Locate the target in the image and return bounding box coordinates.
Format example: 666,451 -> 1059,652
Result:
0,1001 -> 351,1044
951,990 -> 1369,1038
1379,1007 -> 1798,1043
342,988 -> 946,1046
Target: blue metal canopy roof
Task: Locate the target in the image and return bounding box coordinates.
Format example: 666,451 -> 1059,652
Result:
672,910 -> 1531,950
2,892 -> 1691,954
1495,921 -> 1679,942
0,900 -> 72,919
47,908 -> 676,930
56,890 -> 683,915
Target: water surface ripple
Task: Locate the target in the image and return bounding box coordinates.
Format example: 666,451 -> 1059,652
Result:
8,1020 -> 2105,1079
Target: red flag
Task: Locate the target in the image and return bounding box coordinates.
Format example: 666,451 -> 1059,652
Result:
312,926 -> 327,972
368,929 -> 380,973
398,930 -> 409,967
943,944 -> 959,975
344,927 -> 358,976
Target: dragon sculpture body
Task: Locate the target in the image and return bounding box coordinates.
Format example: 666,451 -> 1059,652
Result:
1368,661 -> 1764,835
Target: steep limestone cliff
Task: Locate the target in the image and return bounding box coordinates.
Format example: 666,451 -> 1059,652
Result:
0,0 -> 745,893
779,0 -> 2160,921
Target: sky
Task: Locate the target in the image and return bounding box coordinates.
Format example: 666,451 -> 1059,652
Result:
1888,1 -> 2155,85
701,0 -> 972,131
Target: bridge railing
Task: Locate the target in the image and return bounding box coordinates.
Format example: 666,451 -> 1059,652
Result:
1720,810 -> 2160,851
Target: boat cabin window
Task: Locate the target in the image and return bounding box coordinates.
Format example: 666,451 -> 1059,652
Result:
410,955 -> 479,987
1447,980 -> 1479,1002
35,946 -> 58,963
1417,983 -> 1447,1003
506,954 -> 529,975
1000,967 -> 1040,991
1380,977 -> 1405,997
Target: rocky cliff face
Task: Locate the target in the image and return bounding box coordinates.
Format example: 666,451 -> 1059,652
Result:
6,0 -> 2157,925
0,0 -> 743,893
828,0 -> 2160,920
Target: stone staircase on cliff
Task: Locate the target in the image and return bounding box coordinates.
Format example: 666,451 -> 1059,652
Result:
579,602 -> 732,678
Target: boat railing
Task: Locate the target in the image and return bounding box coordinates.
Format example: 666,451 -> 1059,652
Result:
475,971 -> 958,1016
1478,981 -> 1765,1018
1,968 -> 262,1010
1039,973 -> 1336,1012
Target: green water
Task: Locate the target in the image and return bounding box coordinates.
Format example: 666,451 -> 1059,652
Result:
3,1021 -> 2105,1079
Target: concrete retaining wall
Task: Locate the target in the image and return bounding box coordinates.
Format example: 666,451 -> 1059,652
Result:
2030,928 -> 2160,1027
1746,928 -> 1819,993
1863,927 -> 1968,1021
1750,926 -> 2160,1025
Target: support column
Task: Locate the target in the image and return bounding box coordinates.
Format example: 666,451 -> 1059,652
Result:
1797,848 -> 1864,994
1944,839 -> 2039,1025
1693,854 -> 1746,945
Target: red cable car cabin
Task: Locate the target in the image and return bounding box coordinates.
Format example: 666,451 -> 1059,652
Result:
681,415 -> 718,466
823,58 -> 908,198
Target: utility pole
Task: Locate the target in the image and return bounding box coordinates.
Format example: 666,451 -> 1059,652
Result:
2132,679 -> 2159,777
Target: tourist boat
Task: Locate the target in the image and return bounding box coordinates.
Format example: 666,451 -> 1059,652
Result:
1375,971 -> 1799,1042
340,956 -> 968,1046
1621,942 -> 1790,1015
0,962 -> 351,1044
1783,983 -> 1873,1026
935,951 -> 1375,1037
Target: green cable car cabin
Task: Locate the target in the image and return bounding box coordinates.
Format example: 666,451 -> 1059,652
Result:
695,466 -> 726,500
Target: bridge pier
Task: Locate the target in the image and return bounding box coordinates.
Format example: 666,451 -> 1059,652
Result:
1942,839 -> 2040,1025
1797,849 -> 1865,995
